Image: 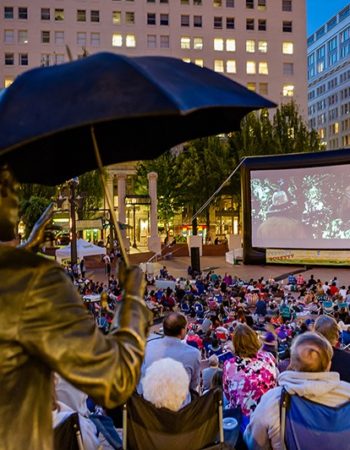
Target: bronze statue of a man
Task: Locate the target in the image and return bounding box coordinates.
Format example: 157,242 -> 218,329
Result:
0,165 -> 151,449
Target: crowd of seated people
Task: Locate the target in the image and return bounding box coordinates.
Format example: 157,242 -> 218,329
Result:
57,260 -> 350,449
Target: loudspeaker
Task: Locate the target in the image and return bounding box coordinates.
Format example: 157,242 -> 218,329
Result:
190,247 -> 201,274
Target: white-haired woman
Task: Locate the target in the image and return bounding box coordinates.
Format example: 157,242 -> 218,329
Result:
141,358 -> 190,412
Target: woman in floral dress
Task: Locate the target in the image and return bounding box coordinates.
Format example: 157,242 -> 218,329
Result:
223,324 -> 278,430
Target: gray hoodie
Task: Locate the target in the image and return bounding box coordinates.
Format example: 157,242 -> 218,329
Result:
244,370 -> 350,450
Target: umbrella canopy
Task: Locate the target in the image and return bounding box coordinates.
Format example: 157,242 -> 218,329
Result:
0,52 -> 275,186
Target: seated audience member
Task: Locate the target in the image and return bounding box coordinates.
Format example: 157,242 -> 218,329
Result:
223,324 -> 277,430
142,358 -> 189,412
244,332 -> 350,450
315,315 -> 350,382
202,355 -> 222,392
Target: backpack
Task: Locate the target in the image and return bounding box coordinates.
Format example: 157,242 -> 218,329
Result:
280,388 -> 350,450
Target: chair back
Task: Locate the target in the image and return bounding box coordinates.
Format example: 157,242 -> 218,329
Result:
123,389 -> 223,450
280,389 -> 350,450
54,412 -> 85,450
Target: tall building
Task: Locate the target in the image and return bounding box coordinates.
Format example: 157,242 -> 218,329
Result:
1,0 -> 308,249
307,3 -> 350,150
1,0 -> 307,112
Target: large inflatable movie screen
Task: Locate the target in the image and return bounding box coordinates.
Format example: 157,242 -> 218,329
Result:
251,164 -> 350,249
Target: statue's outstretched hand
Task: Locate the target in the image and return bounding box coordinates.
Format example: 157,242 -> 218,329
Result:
18,203 -> 54,251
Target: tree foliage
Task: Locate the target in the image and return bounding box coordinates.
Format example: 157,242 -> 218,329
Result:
135,151 -> 181,233
76,170 -> 104,219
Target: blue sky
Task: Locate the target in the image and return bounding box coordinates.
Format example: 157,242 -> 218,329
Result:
307,0 -> 350,35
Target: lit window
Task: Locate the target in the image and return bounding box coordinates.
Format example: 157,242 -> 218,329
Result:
181,36 -> 191,49
182,58 -> 191,63
41,31 -> 50,43
194,59 -> 203,67
5,53 -> 14,65
147,13 -> 156,25
282,41 -> 294,54
283,84 -> 294,96
112,11 -> 121,24
181,15 -> 190,27
258,0 -> 266,10
54,31 -> 64,45
258,61 -> 268,74
77,10 -> 86,22
213,0 -> 222,6
126,12 -> 135,24
334,122 -> 339,134
77,32 -> 87,46
19,53 -> 28,65
258,40 -> 267,52
55,9 -> 64,21
147,34 -> 157,48
259,82 -> 268,95
247,82 -> 256,91
214,38 -> 224,51
246,40 -> 255,52
181,0 -> 189,4
41,8 -> 50,20
4,78 -> 13,87
112,33 -> 122,47
4,7 -> 14,19
246,61 -> 256,74
193,37 -> 203,50
18,29 -> 28,44
4,29 -> 14,43
90,32 -> 100,46
226,38 -> 236,51
91,10 -> 100,23
18,7 -> 28,20
160,14 -> 169,25
160,35 -> 170,48
126,34 -> 136,47
226,60 -> 236,73
214,59 -> 224,72
194,15 -> 202,27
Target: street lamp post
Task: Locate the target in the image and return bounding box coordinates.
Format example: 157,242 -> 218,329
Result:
69,178 -> 79,267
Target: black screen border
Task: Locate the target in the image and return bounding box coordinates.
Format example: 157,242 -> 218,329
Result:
241,148 -> 350,264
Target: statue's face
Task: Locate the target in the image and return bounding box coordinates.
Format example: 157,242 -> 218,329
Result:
0,166 -> 19,241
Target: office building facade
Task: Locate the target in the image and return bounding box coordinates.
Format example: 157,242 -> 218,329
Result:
2,0 -> 307,113
307,3 -> 350,149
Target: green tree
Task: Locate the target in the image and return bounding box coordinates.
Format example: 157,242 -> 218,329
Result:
176,136 -> 234,233
76,170 -> 104,219
229,101 -> 322,159
18,184 -> 57,238
135,151 -> 181,236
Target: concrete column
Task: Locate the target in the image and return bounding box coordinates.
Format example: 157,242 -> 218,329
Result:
147,171 -> 161,254
116,173 -> 130,250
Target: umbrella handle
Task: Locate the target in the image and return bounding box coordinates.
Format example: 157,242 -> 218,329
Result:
90,126 -> 130,268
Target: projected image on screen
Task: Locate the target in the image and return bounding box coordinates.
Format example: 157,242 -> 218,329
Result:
251,165 -> 350,249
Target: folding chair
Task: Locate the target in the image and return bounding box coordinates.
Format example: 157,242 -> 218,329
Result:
122,389 -> 224,450
341,330 -> 350,351
322,301 -> 334,316
54,412 -> 85,450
